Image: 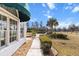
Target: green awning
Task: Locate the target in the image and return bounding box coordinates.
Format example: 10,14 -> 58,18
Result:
0,3 -> 30,22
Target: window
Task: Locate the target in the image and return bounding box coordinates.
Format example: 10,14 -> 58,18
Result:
20,22 -> 24,38
10,19 -> 17,42
0,14 -> 7,46
0,4 -> 18,17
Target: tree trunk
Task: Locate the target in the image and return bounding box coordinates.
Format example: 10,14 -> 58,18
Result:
52,26 -> 53,34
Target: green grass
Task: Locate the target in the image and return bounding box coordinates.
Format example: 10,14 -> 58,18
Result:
51,32 -> 79,56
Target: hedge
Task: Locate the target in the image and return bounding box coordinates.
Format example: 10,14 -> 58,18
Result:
39,35 -> 52,55
49,33 -> 69,40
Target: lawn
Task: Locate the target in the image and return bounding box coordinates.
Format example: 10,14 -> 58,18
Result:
52,32 -> 79,56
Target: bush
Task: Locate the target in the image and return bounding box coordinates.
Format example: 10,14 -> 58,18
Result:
37,29 -> 46,34
40,35 -> 52,46
40,35 -> 52,55
31,30 -> 36,36
49,33 -> 69,40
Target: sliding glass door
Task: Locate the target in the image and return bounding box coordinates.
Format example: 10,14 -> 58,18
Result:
10,19 -> 17,42
0,14 -> 7,46
20,22 -> 24,38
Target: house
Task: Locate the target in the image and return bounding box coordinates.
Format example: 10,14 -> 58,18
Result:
0,3 -> 30,56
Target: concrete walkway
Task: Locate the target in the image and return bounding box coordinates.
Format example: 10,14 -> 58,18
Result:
26,34 -> 43,56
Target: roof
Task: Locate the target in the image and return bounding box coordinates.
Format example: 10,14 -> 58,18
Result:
0,3 -> 31,22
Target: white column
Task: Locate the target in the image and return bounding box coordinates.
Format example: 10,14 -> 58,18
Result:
24,22 -> 26,39
6,18 -> 10,46
26,22 -> 27,33
17,20 -> 20,41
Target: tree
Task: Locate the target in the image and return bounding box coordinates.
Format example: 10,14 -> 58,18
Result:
57,28 -> 62,32
35,21 -> 39,29
68,24 -> 77,32
77,25 -> 79,31
40,21 -> 43,28
31,22 -> 34,28
53,20 -> 59,31
47,17 -> 58,33
62,27 -> 67,32
27,21 -> 29,29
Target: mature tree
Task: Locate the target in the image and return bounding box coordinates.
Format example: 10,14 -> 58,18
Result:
57,28 -> 63,32
78,25 -> 79,31
47,17 -> 58,33
53,20 -> 59,31
31,22 -> 34,28
68,24 -> 77,32
35,21 -> 39,29
40,21 -> 43,28
62,27 -> 67,32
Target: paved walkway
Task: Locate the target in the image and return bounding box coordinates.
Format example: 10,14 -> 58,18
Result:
26,34 -> 43,56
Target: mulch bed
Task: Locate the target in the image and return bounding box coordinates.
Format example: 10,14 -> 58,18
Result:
12,40 -> 32,56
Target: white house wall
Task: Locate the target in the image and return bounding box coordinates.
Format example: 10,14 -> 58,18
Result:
0,38 -> 26,56
0,7 -> 27,56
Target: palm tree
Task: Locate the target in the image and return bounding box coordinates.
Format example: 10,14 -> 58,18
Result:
47,17 -> 58,33
54,20 -> 59,32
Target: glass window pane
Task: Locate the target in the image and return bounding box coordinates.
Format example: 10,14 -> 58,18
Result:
10,19 -> 17,42
0,15 -> 6,46
0,15 -> 1,30
20,23 -> 24,38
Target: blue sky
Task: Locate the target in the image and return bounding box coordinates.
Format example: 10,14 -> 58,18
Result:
28,3 -> 79,28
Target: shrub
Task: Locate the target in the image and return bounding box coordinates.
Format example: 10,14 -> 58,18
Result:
49,33 -> 69,40
40,35 -> 52,46
31,30 -> 36,36
40,35 -> 52,55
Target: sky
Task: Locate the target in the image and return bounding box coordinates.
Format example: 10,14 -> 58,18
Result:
28,3 -> 79,28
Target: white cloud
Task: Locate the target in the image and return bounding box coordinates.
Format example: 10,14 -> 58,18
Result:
65,5 -> 73,10
64,3 -> 74,10
57,17 -> 75,28
58,21 -> 79,29
47,15 -> 52,18
58,21 -> 72,29
44,14 -> 52,18
72,6 -> 79,12
42,3 -> 46,7
76,23 -> 79,26
42,4 -> 52,18
47,3 -> 55,10
65,6 -> 69,10
43,10 -> 52,18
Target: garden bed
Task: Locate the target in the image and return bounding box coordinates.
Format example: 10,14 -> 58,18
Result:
13,39 -> 32,56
